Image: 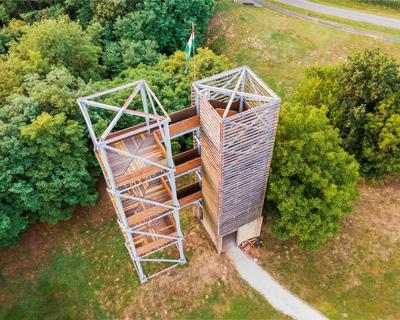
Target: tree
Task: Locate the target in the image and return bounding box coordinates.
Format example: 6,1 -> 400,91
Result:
265,103 -> 359,250
0,18 -> 26,53
339,48 -> 399,108
159,48 -> 232,79
0,69 -> 99,247
293,49 -> 400,177
0,94 -> 38,246
114,0 -> 215,55
8,17 -> 102,81
103,39 -> 161,74
20,112 -> 97,224
361,94 -> 400,175
22,67 -> 96,120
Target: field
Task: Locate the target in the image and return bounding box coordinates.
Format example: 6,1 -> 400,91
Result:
0,180 -> 286,320
207,1 -> 400,97
260,179 -> 400,319
207,3 -> 400,319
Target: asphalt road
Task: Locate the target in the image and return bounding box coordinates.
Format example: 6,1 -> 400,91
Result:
273,0 -> 400,29
250,0 -> 400,42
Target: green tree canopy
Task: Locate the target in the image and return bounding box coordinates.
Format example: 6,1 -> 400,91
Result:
20,112 -> 97,224
114,0 -> 215,55
22,67 -> 96,120
0,94 -> 38,247
293,49 -> 400,177
265,103 -> 359,249
8,16 -> 102,80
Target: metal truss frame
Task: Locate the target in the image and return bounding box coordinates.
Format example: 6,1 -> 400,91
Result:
77,80 -> 186,283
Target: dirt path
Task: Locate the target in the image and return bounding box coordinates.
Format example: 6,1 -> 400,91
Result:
226,240 -> 327,320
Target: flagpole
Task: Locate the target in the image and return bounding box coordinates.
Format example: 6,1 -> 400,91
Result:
192,23 -> 196,81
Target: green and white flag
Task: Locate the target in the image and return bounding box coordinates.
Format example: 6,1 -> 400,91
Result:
185,23 -> 195,74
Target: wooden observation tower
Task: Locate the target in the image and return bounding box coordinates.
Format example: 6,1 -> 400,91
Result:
77,66 -> 280,282
192,66 -> 281,252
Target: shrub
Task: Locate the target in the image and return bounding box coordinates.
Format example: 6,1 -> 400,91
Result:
265,103 -> 359,249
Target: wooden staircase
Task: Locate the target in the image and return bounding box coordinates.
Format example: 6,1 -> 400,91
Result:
100,107 -> 202,263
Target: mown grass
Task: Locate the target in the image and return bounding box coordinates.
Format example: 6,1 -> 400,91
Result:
0,218 -> 139,320
0,182 -> 285,320
259,180 -> 400,319
207,1 -> 400,97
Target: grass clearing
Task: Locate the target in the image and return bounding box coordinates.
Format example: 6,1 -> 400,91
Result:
258,179 -> 400,319
207,1 -> 400,97
0,180 -> 286,320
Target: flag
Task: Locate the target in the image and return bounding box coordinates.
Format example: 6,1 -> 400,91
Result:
185,23 -> 195,74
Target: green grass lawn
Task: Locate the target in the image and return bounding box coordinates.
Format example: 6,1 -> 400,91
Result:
207,1 -> 400,97
308,0 -> 400,18
0,180 -> 286,320
259,180 -> 400,319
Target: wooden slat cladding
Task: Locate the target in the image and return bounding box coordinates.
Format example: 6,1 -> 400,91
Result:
199,95 -> 222,232
198,89 -> 280,237
218,101 -> 281,235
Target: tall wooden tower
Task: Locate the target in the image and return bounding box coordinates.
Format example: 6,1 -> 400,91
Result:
193,66 -> 281,252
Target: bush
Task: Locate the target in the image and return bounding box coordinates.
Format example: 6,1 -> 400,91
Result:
265,103 -> 359,250
293,49 -> 400,177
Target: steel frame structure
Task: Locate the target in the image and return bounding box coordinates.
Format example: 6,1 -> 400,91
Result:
77,80 -> 186,283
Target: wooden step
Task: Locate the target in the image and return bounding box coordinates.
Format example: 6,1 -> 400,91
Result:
136,232 -> 178,256
115,163 -> 167,188
122,181 -> 171,213
179,191 -> 202,207
127,200 -> 174,226
154,116 -> 200,141
175,157 -> 201,176
169,115 -> 200,138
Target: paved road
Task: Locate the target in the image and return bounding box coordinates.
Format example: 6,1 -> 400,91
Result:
273,0 -> 400,29
226,239 -> 327,320
250,0 -> 400,42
